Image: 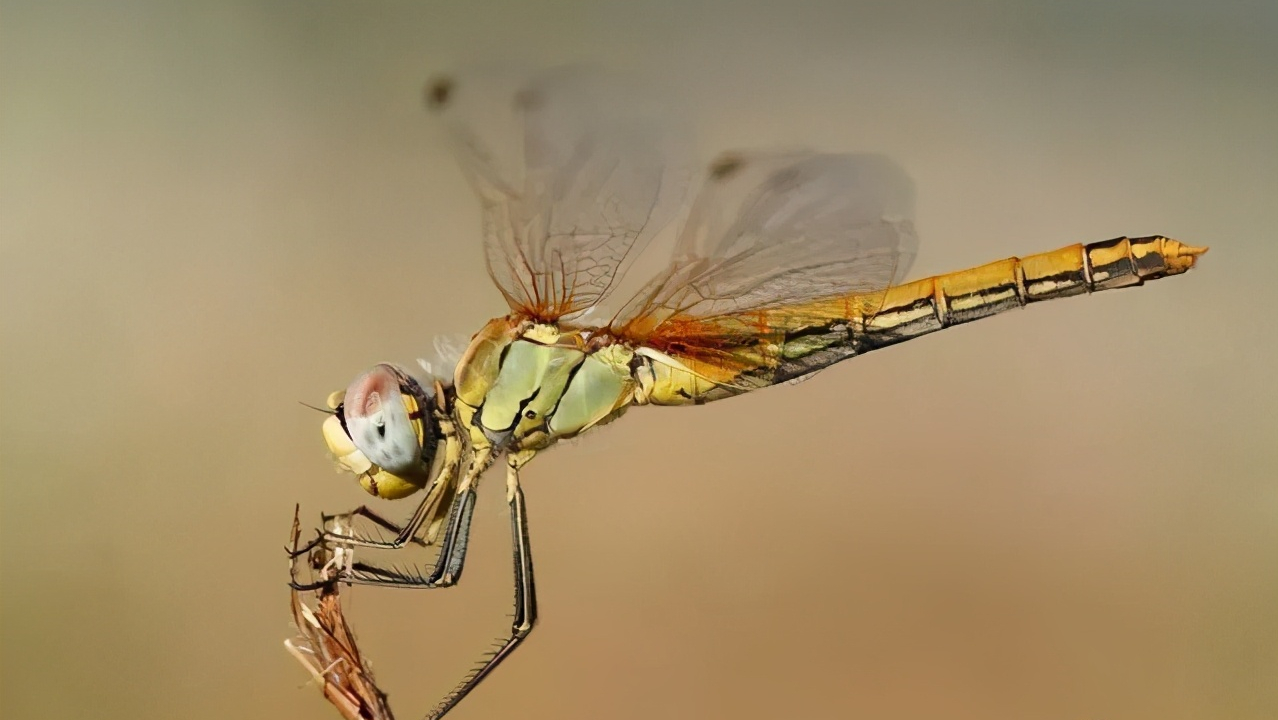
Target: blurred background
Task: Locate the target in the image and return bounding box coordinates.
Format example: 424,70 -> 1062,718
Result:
3,1 -> 1275,719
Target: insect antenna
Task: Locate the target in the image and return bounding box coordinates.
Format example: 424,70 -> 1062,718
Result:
298,400 -> 336,415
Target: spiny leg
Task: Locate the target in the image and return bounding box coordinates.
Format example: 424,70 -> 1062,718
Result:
290,429 -> 464,557
322,503 -> 431,549
289,473 -> 480,592
287,482 -> 441,559
340,476 -> 479,588
331,450 -> 503,588
427,459 -> 538,720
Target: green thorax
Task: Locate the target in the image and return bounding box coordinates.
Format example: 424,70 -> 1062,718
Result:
453,317 -> 636,452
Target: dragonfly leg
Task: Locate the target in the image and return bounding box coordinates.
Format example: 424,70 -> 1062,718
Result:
426,458 -> 538,720
293,477 -> 456,559
291,409 -> 466,557
287,502 -> 432,559
292,445 -> 469,561
289,476 -> 480,591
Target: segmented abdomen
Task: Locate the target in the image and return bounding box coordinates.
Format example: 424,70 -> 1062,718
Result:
769,235 -> 1206,383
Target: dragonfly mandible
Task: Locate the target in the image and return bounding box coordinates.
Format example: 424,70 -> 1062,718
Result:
290,68 -> 1207,719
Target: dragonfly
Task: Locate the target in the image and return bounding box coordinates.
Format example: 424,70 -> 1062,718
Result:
291,68 -> 1207,719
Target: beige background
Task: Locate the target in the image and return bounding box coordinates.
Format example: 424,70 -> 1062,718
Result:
3,2 -> 1275,719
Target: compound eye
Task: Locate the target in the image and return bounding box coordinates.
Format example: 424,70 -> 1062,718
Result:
342,364 -> 422,476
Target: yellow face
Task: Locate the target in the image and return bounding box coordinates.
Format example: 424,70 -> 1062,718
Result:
320,414 -> 422,499
321,363 -> 436,500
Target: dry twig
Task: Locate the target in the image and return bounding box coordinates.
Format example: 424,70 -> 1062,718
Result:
286,507 -> 396,720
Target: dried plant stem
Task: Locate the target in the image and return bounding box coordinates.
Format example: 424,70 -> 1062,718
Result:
286,507 -> 396,720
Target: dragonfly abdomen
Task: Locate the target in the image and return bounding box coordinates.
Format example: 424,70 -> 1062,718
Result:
772,236 -> 1206,382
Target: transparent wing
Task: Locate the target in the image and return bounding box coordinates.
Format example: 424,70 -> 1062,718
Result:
607,151 -> 919,402
612,151 -> 918,339
427,67 -> 681,320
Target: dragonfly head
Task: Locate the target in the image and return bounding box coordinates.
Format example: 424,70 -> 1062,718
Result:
321,363 -> 438,500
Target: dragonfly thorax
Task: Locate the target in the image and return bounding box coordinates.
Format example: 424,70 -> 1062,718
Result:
453,316 -> 638,453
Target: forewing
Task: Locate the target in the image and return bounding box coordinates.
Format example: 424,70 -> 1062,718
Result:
613,151 -> 917,337
427,67 -> 680,320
